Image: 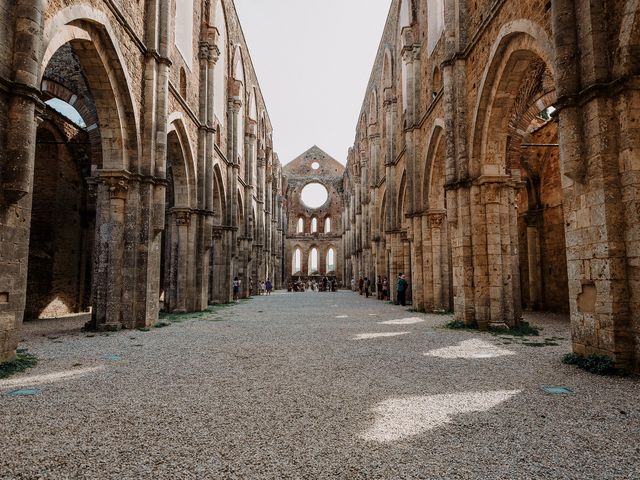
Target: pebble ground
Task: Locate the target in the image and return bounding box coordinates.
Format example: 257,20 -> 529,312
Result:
1,291 -> 639,479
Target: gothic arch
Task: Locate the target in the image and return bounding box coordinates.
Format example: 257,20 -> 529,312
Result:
421,120 -> 446,210
617,0 -> 640,75
167,114 -> 197,209
470,21 -> 555,177
41,7 -> 140,171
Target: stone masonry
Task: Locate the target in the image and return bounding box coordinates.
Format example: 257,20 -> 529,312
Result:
342,0 -> 640,374
0,0 -> 285,362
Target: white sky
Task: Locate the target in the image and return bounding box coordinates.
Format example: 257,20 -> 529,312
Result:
234,0 -> 391,165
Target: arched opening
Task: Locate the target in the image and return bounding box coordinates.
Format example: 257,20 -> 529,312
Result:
423,125 -> 453,312
472,26 -> 567,323
26,17 -> 139,327
25,121 -> 93,320
160,128 -> 194,312
326,248 -> 336,274
309,248 -> 319,275
311,217 -> 318,233
325,217 -> 331,233
292,248 -> 302,275
297,217 -> 304,234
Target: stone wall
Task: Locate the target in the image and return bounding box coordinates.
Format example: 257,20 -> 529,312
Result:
341,0 -> 640,373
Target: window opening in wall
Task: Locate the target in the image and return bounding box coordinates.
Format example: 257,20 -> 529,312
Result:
311,217 -> 318,233
45,99 -> 86,128
311,162 -> 320,170
297,217 -> 304,233
300,182 -> 329,209
293,248 -> 302,274
179,68 -> 187,98
327,248 -> 335,272
325,217 -> 331,233
309,248 -> 319,274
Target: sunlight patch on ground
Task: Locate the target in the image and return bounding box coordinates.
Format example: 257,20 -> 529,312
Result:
336,315 -> 349,318
0,366 -> 105,389
353,332 -> 410,340
424,339 -> 515,359
360,390 -> 520,442
379,317 -> 424,325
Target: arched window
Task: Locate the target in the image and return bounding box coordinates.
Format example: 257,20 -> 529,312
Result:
326,248 -> 335,272
297,217 -> 304,233
309,248 -> 319,274
311,217 -> 318,233
324,217 -> 331,233
293,248 -> 302,274
179,68 -> 187,98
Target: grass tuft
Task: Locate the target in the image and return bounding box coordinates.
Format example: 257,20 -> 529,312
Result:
562,352 -> 615,375
0,351 -> 38,379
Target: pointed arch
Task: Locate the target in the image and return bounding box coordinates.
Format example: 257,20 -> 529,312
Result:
214,0 -> 228,126
470,20 -> 555,177
42,8 -> 141,171
167,113 -> 197,209
212,163 -> 226,225
421,119 -> 446,210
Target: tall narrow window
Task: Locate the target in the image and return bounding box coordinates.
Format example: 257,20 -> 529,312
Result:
324,217 -> 331,233
311,217 -> 318,233
327,248 -> 335,272
297,217 -> 304,233
309,248 -> 318,274
293,248 -> 302,274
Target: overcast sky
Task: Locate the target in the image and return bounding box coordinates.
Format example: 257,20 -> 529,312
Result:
234,0 -> 391,165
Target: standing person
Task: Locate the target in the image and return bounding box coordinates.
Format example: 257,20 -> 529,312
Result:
259,280 -> 265,296
364,277 -> 371,298
396,273 -> 408,306
350,277 -> 355,292
358,277 -> 364,295
376,275 -> 383,300
322,276 -> 328,292
382,277 -> 389,301
232,277 -> 241,301
331,278 -> 337,292
265,278 -> 273,295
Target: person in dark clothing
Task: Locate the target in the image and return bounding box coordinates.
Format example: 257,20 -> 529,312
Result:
358,277 -> 364,295
382,276 -> 389,300
376,276 -> 383,300
364,277 -> 371,298
396,274 -> 408,306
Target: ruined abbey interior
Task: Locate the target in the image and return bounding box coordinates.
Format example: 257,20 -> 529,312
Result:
1,0 -> 640,477
1,0 -> 639,372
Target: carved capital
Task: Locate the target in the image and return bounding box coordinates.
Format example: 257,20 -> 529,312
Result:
100,174 -> 129,200
428,212 -> 446,229
173,209 -> 191,226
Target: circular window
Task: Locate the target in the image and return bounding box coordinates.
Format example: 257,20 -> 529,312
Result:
300,182 -> 329,209
311,162 -> 320,170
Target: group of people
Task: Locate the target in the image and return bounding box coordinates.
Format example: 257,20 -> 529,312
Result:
232,277 -> 273,301
351,273 -> 409,306
287,276 -> 338,293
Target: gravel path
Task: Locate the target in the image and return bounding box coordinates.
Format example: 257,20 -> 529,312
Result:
1,292 -> 639,479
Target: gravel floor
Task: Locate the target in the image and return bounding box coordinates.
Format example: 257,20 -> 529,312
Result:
1,291 -> 639,479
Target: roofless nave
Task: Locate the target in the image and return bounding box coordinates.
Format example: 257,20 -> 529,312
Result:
1,0 -> 640,374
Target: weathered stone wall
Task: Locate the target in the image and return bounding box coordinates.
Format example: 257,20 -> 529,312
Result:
342,0 -> 640,373
284,146 -> 344,285
0,0 -> 285,362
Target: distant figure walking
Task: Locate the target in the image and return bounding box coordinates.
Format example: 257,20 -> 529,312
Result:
232,277 -> 241,301
396,273 -> 408,306
382,277 -> 389,301
265,279 -> 273,295
351,277 -> 355,291
358,277 -> 364,295
376,275 -> 383,300
364,277 -> 371,298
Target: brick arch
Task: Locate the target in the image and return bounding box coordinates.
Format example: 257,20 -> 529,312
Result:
40,78 -> 103,169
505,90 -> 557,174
421,120 -> 445,210
470,21 -> 556,178
41,12 -> 140,171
